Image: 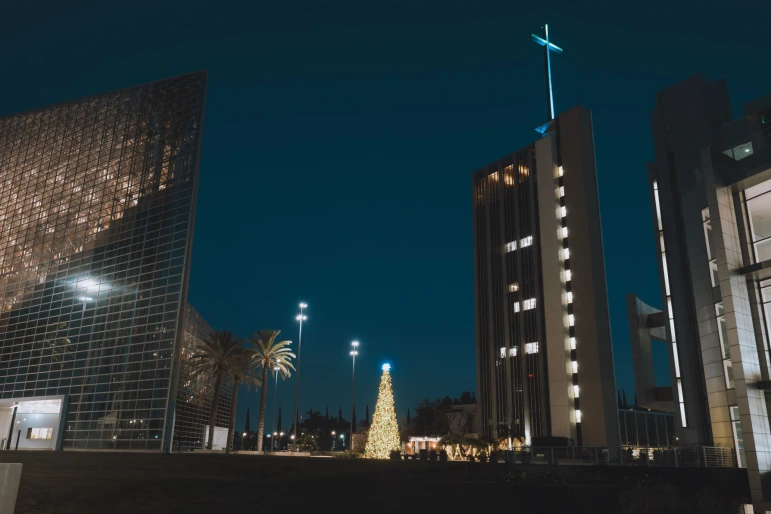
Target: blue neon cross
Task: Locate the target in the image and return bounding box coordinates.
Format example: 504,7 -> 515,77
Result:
531,24 -> 563,121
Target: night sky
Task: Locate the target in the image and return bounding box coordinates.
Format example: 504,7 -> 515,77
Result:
3,1 -> 771,432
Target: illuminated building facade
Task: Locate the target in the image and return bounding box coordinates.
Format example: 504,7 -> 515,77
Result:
0,72 -> 230,452
473,106 -> 619,447
644,74 -> 771,509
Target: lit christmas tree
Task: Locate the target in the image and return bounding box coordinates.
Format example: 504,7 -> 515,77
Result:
365,363 -> 401,459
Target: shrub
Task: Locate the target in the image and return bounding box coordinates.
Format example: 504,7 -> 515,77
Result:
439,450 -> 448,462
429,450 -> 437,461
389,449 -> 402,460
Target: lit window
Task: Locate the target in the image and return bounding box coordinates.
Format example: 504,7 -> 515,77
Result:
572,361 -> 578,373
562,227 -> 568,238
565,270 -> 572,281
558,166 -> 564,177
672,342 -> 681,377
525,342 -> 539,354
513,302 -> 520,313
510,347 -> 517,357
560,206 -> 566,218
570,337 -> 576,350
569,314 -> 575,326
489,171 -> 499,182
505,241 -> 517,253
566,292 -> 573,303
575,410 -> 582,423
563,248 -> 570,259
523,298 -> 536,310
500,347 -> 506,359
559,186 -> 565,197
573,385 -> 579,398
508,283 -> 519,292
520,235 -> 533,248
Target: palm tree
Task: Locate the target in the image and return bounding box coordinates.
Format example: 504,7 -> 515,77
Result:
247,329 -> 295,452
225,351 -> 262,454
188,330 -> 243,450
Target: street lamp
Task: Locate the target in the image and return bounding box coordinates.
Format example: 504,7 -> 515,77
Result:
242,432 -> 247,451
349,341 -> 359,445
271,366 -> 279,452
293,302 -> 308,448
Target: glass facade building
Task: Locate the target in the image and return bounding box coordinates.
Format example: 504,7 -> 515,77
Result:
0,72 -> 227,452
473,106 -> 620,448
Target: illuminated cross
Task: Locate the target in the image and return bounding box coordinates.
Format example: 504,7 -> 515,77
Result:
531,24 -> 563,122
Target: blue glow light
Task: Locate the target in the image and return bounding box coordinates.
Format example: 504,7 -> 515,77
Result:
382,363 -> 391,372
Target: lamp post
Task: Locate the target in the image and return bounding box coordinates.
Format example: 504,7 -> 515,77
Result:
293,303 -> 307,449
349,341 -> 359,446
271,366 -> 279,452
242,432 -> 247,451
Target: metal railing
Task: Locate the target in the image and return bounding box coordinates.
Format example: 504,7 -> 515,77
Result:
723,125 -> 771,162
500,446 -> 737,469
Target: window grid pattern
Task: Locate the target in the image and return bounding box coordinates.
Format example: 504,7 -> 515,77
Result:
173,303 -> 233,451
0,72 -> 207,451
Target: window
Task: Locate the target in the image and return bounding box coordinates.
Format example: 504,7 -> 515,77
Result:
559,186 -> 565,197
523,298 -> 536,310
566,292 -> 573,303
569,314 -> 575,326
558,166 -> 564,177
560,206 -> 567,218
500,347 -> 517,358
562,227 -> 568,238
724,360 -> 735,389
508,283 -> 519,293
520,235 -> 533,248
525,342 -> 539,354
745,180 -> 771,262
575,410 -> 582,423
565,270 -> 572,281
570,337 -> 576,350
730,406 -> 746,468
573,385 -> 579,398
505,241 -> 517,253
563,248 -> 570,259
26,428 -> 53,440
571,361 -> 578,373
716,303 -> 729,359
513,302 -> 520,313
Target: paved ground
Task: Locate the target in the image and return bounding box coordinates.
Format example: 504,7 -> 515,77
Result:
0,451 -> 746,513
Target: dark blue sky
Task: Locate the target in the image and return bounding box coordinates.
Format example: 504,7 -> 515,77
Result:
3,0 -> 771,431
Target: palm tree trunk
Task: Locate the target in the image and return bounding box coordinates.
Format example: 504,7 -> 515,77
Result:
226,376 -> 240,454
256,366 -> 270,452
207,371 -> 224,450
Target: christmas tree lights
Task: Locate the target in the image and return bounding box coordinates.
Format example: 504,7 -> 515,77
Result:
365,363 -> 401,459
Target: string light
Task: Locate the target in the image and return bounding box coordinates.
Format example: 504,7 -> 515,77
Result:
364,364 -> 400,459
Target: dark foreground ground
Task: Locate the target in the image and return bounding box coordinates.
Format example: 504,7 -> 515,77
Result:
1,451 -> 749,514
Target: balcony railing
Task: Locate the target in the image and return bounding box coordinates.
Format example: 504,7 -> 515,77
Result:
500,446 -> 737,468
723,125 -> 771,162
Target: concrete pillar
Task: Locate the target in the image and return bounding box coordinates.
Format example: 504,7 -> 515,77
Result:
0,463 -> 22,514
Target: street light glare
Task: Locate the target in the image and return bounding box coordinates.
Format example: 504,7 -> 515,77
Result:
295,314 -> 307,321
351,341 -> 359,347
299,302 -> 307,308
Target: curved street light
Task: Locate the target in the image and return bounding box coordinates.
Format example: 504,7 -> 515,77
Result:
293,302 -> 308,448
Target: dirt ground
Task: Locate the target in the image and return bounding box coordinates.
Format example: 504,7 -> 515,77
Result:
0,451 -> 745,514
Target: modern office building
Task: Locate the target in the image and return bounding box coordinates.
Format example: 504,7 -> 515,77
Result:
618,406 -> 676,449
644,73 -> 771,508
0,71 -> 230,453
472,105 -> 620,447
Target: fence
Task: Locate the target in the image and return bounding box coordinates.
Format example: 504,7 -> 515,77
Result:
501,446 -> 736,469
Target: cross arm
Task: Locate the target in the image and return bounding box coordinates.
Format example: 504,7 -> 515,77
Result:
530,34 -> 563,54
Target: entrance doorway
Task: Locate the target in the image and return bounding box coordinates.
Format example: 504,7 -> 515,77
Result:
0,396 -> 64,451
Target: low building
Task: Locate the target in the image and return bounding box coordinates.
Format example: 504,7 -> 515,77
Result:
618,407 -> 676,449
